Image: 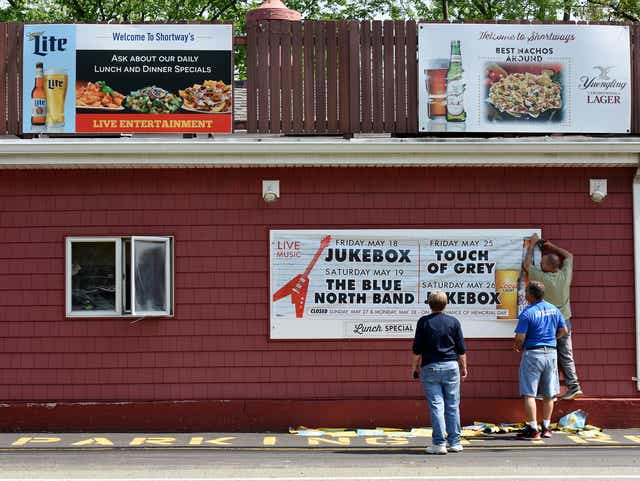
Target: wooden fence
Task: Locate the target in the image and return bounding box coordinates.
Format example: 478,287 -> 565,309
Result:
246,19 -> 417,135
0,23 -> 22,136
2,21 -> 639,136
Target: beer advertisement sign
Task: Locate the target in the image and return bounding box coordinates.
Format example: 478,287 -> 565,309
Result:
22,24 -> 233,134
270,229 -> 541,339
418,24 -> 631,133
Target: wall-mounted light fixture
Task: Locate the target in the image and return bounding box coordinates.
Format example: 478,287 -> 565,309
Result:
589,179 -> 607,203
262,180 -> 280,203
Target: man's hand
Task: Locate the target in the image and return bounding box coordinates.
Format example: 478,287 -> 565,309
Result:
514,333 -> 525,352
460,367 -> 468,380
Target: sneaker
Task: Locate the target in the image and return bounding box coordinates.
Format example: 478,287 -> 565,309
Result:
541,426 -> 552,438
560,386 -> 583,400
517,425 -> 541,440
425,445 -> 447,455
447,444 -> 464,452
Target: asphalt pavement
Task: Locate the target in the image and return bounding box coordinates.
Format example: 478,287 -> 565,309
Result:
1,446 -> 640,480
1,428 -> 640,449
0,430 -> 639,480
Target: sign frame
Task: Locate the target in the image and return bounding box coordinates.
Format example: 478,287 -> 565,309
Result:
418,22 -> 631,134
21,22 -> 234,135
270,229 -> 542,340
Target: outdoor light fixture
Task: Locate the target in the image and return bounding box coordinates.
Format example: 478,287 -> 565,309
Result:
262,180 -> 280,203
589,179 -> 607,203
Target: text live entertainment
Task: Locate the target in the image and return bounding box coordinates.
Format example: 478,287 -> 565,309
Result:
270,230 -> 541,339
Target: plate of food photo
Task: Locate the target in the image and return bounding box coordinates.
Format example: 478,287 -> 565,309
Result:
485,63 -> 564,122
76,81 -> 125,111
125,86 -> 182,114
179,80 -> 232,113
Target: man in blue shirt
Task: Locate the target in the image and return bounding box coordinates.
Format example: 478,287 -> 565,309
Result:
514,281 -> 568,439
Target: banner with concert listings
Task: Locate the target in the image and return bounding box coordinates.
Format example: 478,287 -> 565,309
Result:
418,23 -> 631,134
22,24 -> 232,134
270,229 -> 542,339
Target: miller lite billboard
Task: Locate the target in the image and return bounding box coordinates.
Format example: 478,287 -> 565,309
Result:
22,24 -> 233,134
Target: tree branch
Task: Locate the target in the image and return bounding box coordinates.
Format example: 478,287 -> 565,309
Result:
471,0 -> 488,17
563,0 -> 571,21
586,0 -> 639,21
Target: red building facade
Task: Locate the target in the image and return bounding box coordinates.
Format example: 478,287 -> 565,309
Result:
1,139 -> 638,430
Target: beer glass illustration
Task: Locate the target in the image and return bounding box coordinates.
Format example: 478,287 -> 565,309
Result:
425,59 -> 448,119
45,68 -> 68,127
495,246 -> 522,320
516,237 -> 543,315
495,269 -> 519,319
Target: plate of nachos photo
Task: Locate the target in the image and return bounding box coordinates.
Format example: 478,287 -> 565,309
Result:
179,80 -> 232,113
485,63 -> 563,122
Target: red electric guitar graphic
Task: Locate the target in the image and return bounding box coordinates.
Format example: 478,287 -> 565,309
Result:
272,235 -> 332,318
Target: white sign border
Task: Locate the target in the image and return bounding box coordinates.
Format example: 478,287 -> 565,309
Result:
269,228 -> 541,340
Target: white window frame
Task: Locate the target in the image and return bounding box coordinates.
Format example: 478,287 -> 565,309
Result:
66,237 -> 122,317
131,236 -> 172,317
65,236 -> 173,318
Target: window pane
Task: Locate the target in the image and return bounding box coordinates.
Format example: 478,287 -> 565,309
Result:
71,242 -> 116,312
134,240 -> 167,312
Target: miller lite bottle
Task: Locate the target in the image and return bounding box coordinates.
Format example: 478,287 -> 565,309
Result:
31,62 -> 46,126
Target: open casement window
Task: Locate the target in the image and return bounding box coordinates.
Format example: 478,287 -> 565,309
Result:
66,236 -> 173,317
130,237 -> 172,316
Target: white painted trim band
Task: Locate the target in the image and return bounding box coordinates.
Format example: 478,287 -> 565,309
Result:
0,136 -> 639,169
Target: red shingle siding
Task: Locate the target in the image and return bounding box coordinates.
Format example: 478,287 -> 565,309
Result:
0,167 -> 637,402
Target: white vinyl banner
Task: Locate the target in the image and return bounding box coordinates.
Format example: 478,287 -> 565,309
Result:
418,24 -> 631,133
270,229 -> 541,339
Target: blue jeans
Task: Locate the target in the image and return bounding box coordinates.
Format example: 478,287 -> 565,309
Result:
421,361 -> 461,447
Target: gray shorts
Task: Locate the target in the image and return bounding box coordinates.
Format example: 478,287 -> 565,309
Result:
519,348 -> 560,398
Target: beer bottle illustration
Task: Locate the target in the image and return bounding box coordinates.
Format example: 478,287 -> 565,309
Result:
31,62 -> 46,126
446,40 -> 466,122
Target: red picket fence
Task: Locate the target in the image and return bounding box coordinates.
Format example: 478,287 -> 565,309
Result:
246,19 -> 418,135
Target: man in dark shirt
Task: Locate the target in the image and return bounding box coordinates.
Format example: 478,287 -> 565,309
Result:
412,291 -> 467,455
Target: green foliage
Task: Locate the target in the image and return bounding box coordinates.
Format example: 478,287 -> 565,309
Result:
1,0 -> 638,77
2,0 -> 638,26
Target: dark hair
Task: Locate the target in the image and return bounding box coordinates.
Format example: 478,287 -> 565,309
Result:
526,281 -> 545,301
544,253 -> 560,269
428,291 -> 448,312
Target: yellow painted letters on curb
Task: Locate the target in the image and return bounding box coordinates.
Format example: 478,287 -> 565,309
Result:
12,437 -> 61,446
129,437 -> 176,446
308,437 -> 351,446
204,437 -> 236,446
365,437 -> 409,446
568,435 -> 616,444
71,438 -> 114,446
